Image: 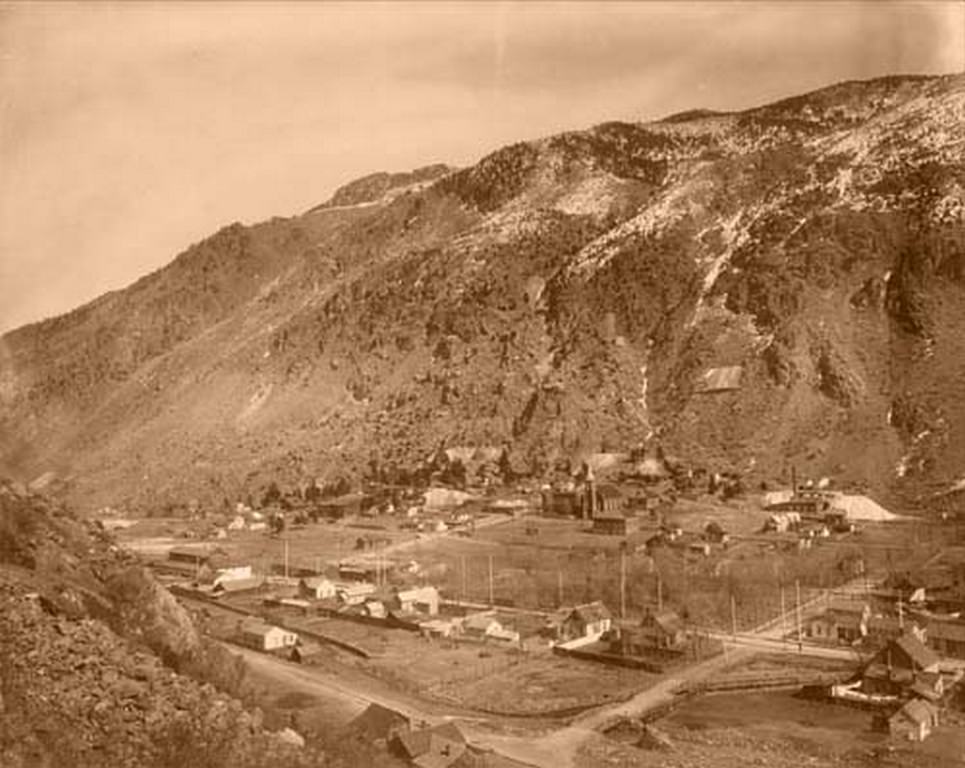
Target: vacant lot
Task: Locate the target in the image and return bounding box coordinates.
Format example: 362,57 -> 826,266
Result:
427,653 -> 658,715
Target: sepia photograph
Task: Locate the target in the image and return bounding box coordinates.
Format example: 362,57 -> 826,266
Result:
1,1 -> 965,766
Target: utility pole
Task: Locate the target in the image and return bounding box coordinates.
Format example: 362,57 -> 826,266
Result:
488,554 -> 494,607
780,582 -> 787,649
461,556 -> 467,602
730,593 -> 737,640
657,571 -> 663,612
284,537 -> 290,580
795,579 -> 802,652
557,567 -> 563,608
620,548 -> 627,620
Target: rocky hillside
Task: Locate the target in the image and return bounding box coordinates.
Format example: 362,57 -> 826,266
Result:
1,74 -> 964,512
0,480 -> 319,767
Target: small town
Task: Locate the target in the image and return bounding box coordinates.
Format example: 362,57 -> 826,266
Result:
2,4 -> 964,768
97,440 -> 965,766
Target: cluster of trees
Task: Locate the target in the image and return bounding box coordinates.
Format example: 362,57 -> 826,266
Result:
433,540 -> 884,633
258,477 -> 353,510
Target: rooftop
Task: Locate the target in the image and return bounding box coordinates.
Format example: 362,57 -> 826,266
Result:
894,633 -> 941,670
893,698 -> 939,725
569,601 -> 612,624
643,609 -> 684,634
348,703 -> 410,741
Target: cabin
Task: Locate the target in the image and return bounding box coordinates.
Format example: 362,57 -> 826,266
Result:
298,577 -> 338,600
237,618 -> 298,651
347,703 -> 411,745
390,723 -> 466,768
460,613 -> 519,643
889,699 -> 940,742
336,581 -> 377,606
861,632 -> 940,697
393,586 -> 440,616
289,640 -> 325,664
362,599 -> 388,619
560,602 -> 613,643
638,609 -> 685,650
808,598 -> 870,644
611,609 -> 685,656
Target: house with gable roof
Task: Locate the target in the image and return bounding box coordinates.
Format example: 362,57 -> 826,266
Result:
346,703 -> 411,746
298,576 -> 337,600
559,602 -> 613,643
237,617 -> 298,651
390,722 -> 467,768
861,631 -> 941,697
889,699 -> 941,741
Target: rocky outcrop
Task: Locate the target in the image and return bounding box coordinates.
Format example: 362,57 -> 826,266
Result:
0,481 -> 316,767
0,580 -> 313,768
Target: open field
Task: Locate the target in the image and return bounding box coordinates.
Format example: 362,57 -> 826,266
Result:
426,654 -> 658,715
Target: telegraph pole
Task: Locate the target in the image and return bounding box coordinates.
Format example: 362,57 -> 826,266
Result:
657,571 -> 663,612
461,556 -> 467,602
284,537 -> 290,580
795,579 -> 803,652
557,567 -> 564,608
488,554 -> 494,607
780,582 -> 787,649
730,594 -> 737,641
620,548 -> 627,620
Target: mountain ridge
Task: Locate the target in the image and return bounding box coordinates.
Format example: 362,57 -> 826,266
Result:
2,72 -> 964,512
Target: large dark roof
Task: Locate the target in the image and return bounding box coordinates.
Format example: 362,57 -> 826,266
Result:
568,601 -> 612,624
871,632 -> 940,671
894,633 -> 941,670
644,609 -> 684,634
348,703 -> 410,741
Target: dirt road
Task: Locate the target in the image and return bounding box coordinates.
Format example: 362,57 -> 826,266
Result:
460,645 -> 754,768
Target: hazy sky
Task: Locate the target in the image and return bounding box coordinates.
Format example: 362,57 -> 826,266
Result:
1,2 -> 963,334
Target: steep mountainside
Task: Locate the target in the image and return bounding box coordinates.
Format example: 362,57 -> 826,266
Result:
1,74 -> 964,512
0,480 -> 318,767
